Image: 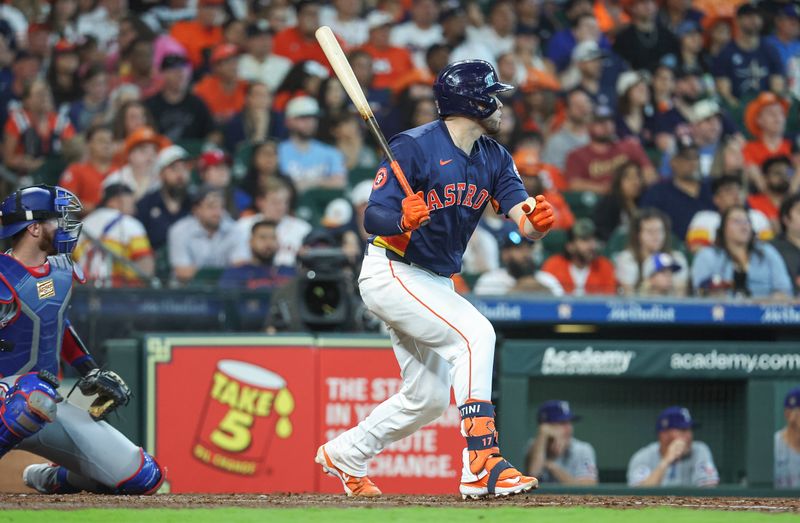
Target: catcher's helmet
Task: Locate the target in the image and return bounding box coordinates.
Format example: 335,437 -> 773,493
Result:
433,60 -> 514,120
0,185 -> 83,254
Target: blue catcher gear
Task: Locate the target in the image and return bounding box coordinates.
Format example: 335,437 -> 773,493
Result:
115,449 -> 165,495
0,185 -> 83,254
0,371 -> 61,459
433,60 -> 514,120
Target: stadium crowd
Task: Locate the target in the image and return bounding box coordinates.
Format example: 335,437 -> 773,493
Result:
2,0 -> 800,303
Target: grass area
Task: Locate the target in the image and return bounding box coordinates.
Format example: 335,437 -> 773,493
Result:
1,507 -> 798,523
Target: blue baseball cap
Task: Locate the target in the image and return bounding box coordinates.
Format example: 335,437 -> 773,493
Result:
784,387 -> 800,408
656,406 -> 698,432
675,20 -> 701,38
780,4 -> 800,19
538,400 -> 581,423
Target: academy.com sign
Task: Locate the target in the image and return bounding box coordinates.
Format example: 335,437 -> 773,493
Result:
670,350 -> 800,373
541,346 -> 636,375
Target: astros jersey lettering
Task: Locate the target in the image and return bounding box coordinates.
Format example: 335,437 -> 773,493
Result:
368,120 -> 528,275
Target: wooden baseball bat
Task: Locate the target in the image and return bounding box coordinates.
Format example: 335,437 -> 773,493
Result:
315,26 -> 429,226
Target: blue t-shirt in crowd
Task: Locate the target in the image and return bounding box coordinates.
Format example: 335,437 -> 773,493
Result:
640,180 -> 714,239
277,139 -> 346,189
764,35 -> 800,70
712,40 -> 784,99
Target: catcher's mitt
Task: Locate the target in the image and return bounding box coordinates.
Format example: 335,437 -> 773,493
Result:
77,369 -> 131,421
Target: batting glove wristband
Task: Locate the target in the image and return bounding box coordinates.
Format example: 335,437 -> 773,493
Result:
400,191 -> 430,232
522,194 -> 555,234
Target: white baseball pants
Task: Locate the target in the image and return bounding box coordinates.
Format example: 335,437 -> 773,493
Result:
325,244 -> 496,477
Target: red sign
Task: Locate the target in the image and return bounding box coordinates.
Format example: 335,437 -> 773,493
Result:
317,348 -> 464,495
149,338 -> 465,494
153,345 -> 316,493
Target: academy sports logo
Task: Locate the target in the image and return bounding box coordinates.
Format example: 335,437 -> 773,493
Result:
373,167 -> 388,189
541,346 -> 636,375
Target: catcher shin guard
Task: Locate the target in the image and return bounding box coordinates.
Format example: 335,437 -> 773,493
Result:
458,399 -> 538,499
0,372 -> 61,459
115,449 -> 165,495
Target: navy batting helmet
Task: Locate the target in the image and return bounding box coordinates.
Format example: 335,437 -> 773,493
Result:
433,60 -> 514,120
0,185 -> 83,254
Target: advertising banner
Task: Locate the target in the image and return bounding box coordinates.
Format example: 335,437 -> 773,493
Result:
146,335 -> 465,494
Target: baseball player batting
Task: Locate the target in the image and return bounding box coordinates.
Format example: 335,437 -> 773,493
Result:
316,60 -> 555,499
0,185 -> 164,494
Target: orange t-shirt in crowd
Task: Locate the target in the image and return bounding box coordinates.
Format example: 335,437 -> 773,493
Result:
742,139 -> 792,168
4,110 -> 76,156
594,0 -> 630,34
59,162 -> 114,212
747,193 -> 781,222
392,67 -> 436,94
273,27 -> 331,67
540,253 -> 618,295
193,75 -> 248,122
170,21 -> 223,68
360,43 -> 415,91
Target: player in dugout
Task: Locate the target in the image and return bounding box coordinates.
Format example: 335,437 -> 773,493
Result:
315,60 -> 556,499
0,185 -> 164,494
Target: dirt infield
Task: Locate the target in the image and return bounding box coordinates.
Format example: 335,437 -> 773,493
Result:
0,494 -> 798,512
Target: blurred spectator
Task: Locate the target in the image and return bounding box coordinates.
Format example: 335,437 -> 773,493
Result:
613,0 -> 679,72
743,92 -> 791,190
316,77 -> 348,142
594,161 -> 645,241
193,44 -> 248,125
222,18 -> 247,49
168,186 -> 245,284
466,0 -> 517,58
517,70 -> 561,135
273,1 -> 331,67
692,205 -> 793,301
514,147 -> 574,231
235,177 -> 312,268
59,123 -> 115,215
390,0 -> 443,68
273,59 -> 330,114
239,140 -> 287,210
48,40 -> 82,107
441,6 -> 495,66
348,49 -> 391,126
238,21 -> 292,93
614,208 -> 689,296
169,0 -> 224,69
219,219 -> 296,289
224,82 -> 275,153
110,100 -> 156,158
652,68 -> 704,153
705,15 -> 734,59
684,98 -> 726,179
47,0 -> 80,45
105,126 -> 161,201
145,54 -> 216,143
404,94 -> 438,130
319,0 -> 367,47
67,65 -> 110,132
541,88 -> 593,170
136,144 -> 192,251
526,400 -> 597,485
141,0 -> 197,34
562,41 -> 614,108
748,156 -> 795,230
776,387 -> 800,488
360,10 -> 415,91
330,113 -> 379,173
774,193 -> 800,293
564,104 -> 655,194
3,79 -> 75,176
640,137 -> 714,238
687,175 -> 773,254
766,5 -> 800,99
675,20 -> 711,76
615,71 -> 655,148
658,0 -> 704,34
627,407 -> 719,487
546,1 -> 611,72
713,3 -> 784,107
540,218 -> 617,295
392,41 -> 449,98
278,95 -> 346,193
76,0 -> 126,51
117,36 -> 162,99
518,0 -> 556,40
72,181 -> 154,287
197,148 -> 245,217
474,231 -> 564,296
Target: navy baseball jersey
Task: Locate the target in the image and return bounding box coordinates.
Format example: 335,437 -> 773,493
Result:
368,120 -> 528,275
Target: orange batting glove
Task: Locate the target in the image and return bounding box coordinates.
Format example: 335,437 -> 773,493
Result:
522,194 -> 554,233
400,191 -> 430,231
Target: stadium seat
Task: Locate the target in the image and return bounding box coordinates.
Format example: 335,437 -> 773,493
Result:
562,191 -> 599,220
295,188 -> 346,226
540,229 -> 568,258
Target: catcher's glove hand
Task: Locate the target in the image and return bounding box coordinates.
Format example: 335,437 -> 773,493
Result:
77,369 -> 131,421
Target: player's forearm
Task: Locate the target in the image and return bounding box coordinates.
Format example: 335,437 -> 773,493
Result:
364,202 -> 405,237
62,322 -> 99,376
635,461 -> 669,487
526,437 -> 549,476
545,462 -> 597,485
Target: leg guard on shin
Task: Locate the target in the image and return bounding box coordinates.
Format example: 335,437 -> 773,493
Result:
0,372 -> 61,459
115,449 -> 165,495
